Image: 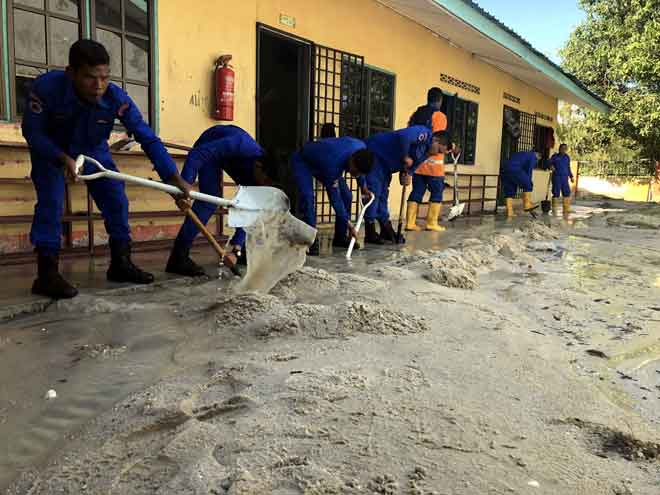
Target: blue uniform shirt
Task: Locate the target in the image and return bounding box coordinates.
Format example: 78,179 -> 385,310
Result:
182,125 -> 265,185
299,137 -> 365,183
365,126 -> 431,173
549,152 -> 573,177
504,151 -> 537,176
22,70 -> 177,181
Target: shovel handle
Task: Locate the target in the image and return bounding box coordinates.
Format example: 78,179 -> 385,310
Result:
346,195 -> 375,260
185,208 -> 225,258
75,155 -> 235,208
184,208 -> 242,276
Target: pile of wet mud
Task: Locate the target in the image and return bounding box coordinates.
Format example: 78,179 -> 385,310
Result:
366,221 -> 562,290
272,267 -> 388,302
211,291 -> 428,339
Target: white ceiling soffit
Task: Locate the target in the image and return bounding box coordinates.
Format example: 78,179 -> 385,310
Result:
377,0 -> 604,111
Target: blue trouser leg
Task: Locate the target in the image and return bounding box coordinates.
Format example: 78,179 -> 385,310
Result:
502,169 -> 532,197
291,154 -> 316,228
427,176 -> 445,203
85,161 -> 131,243
334,177 -> 352,239
30,164 -> 65,255
553,175 -> 571,197
176,164 -> 221,249
551,175 -> 561,198
229,228 -> 246,249
376,170 -> 392,223
408,174 -> 427,203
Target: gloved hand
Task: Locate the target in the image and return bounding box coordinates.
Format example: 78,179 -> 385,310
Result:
347,222 -> 358,240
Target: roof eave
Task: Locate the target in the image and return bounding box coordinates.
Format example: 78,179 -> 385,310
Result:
431,0 -> 611,113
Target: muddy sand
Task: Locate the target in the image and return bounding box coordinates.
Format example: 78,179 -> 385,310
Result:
1,204 -> 660,494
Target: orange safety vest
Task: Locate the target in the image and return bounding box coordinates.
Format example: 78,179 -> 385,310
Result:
415,155 -> 445,177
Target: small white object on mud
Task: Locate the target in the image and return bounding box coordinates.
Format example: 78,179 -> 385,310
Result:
44,389 -> 57,400
527,480 -> 540,488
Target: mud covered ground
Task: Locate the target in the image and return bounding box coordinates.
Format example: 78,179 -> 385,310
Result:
2,203 -> 660,494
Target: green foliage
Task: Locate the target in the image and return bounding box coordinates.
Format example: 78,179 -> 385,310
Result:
560,0 -> 660,160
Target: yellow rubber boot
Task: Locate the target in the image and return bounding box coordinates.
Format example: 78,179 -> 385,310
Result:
522,192 -> 538,212
505,198 -> 516,218
426,203 -> 446,232
405,202 -> 422,231
563,197 -> 573,215
552,197 -> 560,214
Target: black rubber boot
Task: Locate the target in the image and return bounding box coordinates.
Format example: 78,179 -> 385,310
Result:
307,238 -> 320,256
379,220 -> 404,244
166,239 -> 206,277
32,253 -> 78,299
107,239 -> 154,284
332,235 -> 359,250
235,248 -> 247,266
364,221 -> 384,245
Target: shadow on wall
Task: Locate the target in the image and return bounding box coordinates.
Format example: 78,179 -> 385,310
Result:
577,176 -> 660,202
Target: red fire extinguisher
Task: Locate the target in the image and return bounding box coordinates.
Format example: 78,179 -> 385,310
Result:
213,55 -> 234,121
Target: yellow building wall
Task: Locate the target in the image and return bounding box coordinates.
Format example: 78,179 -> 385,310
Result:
157,0 -> 558,217
0,0 -> 561,253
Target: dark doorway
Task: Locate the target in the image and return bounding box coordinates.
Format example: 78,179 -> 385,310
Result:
498,106 -> 538,202
256,25 -> 311,158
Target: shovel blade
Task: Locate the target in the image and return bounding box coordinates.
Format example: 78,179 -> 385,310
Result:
233,186 -> 290,212
447,203 -> 465,221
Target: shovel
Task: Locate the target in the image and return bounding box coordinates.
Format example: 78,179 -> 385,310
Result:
541,172 -> 553,214
395,181 -> 408,244
346,194 -> 375,260
447,151 -> 465,222
75,155 -> 290,230
180,204 -> 242,277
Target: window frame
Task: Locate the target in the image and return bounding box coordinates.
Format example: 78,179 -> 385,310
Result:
8,0 -> 87,119
363,65 -> 396,137
5,0 -> 154,122
90,0 -> 154,124
444,91 -> 479,166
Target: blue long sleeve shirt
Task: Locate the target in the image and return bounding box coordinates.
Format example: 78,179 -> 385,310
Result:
181,125 -> 264,185
21,70 -> 178,181
503,151 -> 537,176
549,152 -> 573,177
296,137 -> 365,224
365,126 -> 432,173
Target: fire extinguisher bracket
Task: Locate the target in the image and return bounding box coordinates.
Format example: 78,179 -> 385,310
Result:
214,54 -> 235,121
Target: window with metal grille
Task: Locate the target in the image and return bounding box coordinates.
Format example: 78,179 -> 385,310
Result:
92,0 -> 151,122
11,0 -> 83,116
448,96 -> 479,165
363,67 -> 395,136
311,45 -> 365,225
8,0 -> 152,121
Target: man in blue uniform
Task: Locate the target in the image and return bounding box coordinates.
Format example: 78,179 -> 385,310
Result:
501,150 -> 541,218
361,126 -> 432,244
291,137 -> 374,256
22,40 -> 191,299
549,143 -> 574,215
166,125 -> 280,276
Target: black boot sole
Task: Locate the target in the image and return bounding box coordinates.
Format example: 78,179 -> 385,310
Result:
107,271 -> 155,284
31,280 -> 78,299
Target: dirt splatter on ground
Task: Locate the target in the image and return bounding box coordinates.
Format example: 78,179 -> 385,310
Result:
4,204 -> 660,495
605,207 -> 660,229
71,343 -> 127,360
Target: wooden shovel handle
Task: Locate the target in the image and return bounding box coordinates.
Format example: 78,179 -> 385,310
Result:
184,208 -> 225,259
